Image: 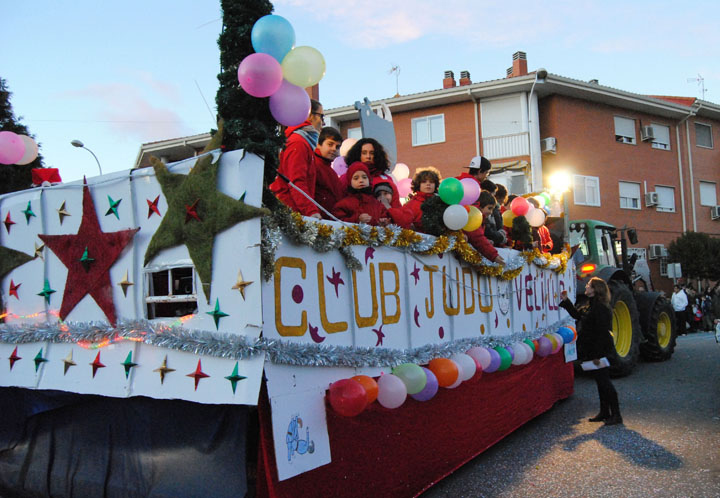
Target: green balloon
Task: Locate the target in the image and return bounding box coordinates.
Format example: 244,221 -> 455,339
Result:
523,338 -> 536,352
495,347 -> 512,371
540,192 -> 552,206
438,178 -> 464,205
392,363 -> 427,395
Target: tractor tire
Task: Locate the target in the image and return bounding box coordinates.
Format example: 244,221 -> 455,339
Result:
639,295 -> 677,361
607,280 -> 641,377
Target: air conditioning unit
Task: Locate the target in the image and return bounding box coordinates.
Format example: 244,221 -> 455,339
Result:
640,125 -> 655,141
711,205 -> 720,220
540,137 -> 557,154
648,244 -> 665,259
645,192 -> 659,207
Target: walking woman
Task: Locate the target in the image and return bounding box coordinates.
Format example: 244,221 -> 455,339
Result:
560,278 -> 623,425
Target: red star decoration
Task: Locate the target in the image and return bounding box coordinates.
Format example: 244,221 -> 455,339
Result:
8,346 -> 22,370
38,181 -> 139,325
9,279 -> 21,299
90,351 -> 106,378
147,195 -> 161,218
184,199 -> 202,223
4,212 -> 15,234
186,359 -> 209,390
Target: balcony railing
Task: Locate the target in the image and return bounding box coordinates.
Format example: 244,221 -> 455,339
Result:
482,132 -> 529,160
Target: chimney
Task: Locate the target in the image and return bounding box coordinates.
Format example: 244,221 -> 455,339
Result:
459,70 -> 472,86
507,51 -> 528,78
506,67 -> 513,78
443,70 -> 456,89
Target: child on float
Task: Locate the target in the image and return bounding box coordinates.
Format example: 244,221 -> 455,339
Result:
343,138 -> 402,208
480,179 -> 507,248
403,167 -> 441,232
373,179 -> 413,228
465,191 -> 506,265
527,197 -> 553,252
332,162 -> 388,225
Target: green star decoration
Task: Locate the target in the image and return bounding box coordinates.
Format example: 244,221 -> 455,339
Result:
206,298 -> 229,329
37,279 -> 56,304
105,195 -> 122,219
143,125 -> 268,303
121,351 -> 138,379
224,362 -> 247,394
34,348 -> 48,372
22,201 -> 36,223
79,246 -> 95,272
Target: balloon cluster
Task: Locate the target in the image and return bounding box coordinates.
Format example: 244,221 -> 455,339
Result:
0,131 -> 39,165
238,15 -> 326,127
436,178 -> 482,231
502,192 -> 553,229
327,325 -> 576,417
391,163 -> 412,197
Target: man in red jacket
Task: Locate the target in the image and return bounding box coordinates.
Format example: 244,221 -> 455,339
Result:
270,99 -> 326,218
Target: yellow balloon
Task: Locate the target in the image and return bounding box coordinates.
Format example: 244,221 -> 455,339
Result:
544,334 -> 558,351
502,209 -> 516,228
463,206 -> 483,232
282,46 -> 326,87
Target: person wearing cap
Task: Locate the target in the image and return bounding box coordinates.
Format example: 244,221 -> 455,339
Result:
332,162 -> 388,225
457,155 -> 492,186
374,179 -> 413,228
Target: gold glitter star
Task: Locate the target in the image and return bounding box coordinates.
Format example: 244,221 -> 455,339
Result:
231,270 -> 253,300
63,350 -> 77,375
117,269 -> 134,297
153,355 -> 176,384
57,201 -> 71,225
34,241 -> 45,260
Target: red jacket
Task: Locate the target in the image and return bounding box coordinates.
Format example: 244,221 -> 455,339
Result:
403,191 -> 435,231
341,167 -> 402,209
455,172 -> 481,186
332,193 -> 388,225
269,121 -> 319,216
465,224 -> 499,262
313,152 -> 344,216
373,178 -> 413,228
536,225 -> 554,252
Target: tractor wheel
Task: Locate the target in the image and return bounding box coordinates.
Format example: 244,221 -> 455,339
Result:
607,280 -> 641,377
639,296 -> 677,361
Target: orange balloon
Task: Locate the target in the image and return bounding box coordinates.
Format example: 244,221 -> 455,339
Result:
351,375 -> 379,404
567,325 -> 578,342
428,358 -> 459,387
532,339 -> 540,351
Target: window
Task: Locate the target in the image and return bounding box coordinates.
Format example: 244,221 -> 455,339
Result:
655,185 -> 676,212
627,248 -> 646,260
614,116 -> 636,144
573,175 -> 600,206
145,266 -> 198,319
509,173 -> 527,195
412,114 -> 445,146
651,123 -> 671,150
695,122 -> 713,148
618,181 -> 641,209
347,127 -> 362,140
699,181 -> 717,206
660,257 -> 669,277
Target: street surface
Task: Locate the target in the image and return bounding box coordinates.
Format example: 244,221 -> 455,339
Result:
423,332 -> 720,498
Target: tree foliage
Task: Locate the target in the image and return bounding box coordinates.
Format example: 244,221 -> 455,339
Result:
667,231 -> 720,280
0,77 -> 44,195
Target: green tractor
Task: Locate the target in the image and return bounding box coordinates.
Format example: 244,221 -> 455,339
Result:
568,220 -> 677,376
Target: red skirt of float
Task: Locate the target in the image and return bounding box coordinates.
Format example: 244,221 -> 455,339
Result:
257,352 -> 574,498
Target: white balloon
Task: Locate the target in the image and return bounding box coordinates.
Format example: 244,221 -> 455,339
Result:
521,343 -> 534,364
443,204 -> 469,230
16,135 -> 39,165
451,353 -> 476,381
392,162 -> 410,181
339,138 -> 357,157
528,207 -> 546,227
511,343 -> 527,365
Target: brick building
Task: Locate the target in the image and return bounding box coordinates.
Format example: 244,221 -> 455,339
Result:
325,52 -> 720,292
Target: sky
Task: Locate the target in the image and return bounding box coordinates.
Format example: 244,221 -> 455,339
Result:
2,0 -> 718,183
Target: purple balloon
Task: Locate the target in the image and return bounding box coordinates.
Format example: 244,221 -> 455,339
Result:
0,131 -> 25,165
269,80 -> 311,127
484,348 -> 501,373
504,345 -> 515,361
536,337 -> 553,357
331,156 -> 347,176
411,367 -> 439,402
237,53 -> 283,98
459,178 -> 481,206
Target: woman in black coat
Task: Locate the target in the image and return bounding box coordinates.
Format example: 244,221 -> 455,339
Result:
560,277 -> 622,425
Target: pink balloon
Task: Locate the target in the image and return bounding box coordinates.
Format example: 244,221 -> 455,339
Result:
237,53 -> 283,98
536,337 -> 553,357
459,178 -> 481,206
16,135 -> 39,165
510,196 -> 530,216
466,346 -> 491,371
397,177 -> 412,197
0,131 -> 26,165
331,156 -> 347,176
269,80 -> 311,127
377,373 -> 407,409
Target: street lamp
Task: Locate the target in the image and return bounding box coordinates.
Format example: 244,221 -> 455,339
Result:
70,139 -> 103,176
528,68 -> 548,192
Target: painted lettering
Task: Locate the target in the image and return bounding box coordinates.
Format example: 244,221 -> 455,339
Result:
316,262 -> 348,333
274,257 -> 307,336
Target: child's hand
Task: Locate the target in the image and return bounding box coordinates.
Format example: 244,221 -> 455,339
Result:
358,213 -> 372,223
494,255 -> 506,265
378,217 -> 390,226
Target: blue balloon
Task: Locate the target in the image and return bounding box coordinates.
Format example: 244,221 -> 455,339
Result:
252,15 -> 296,62
558,326 -> 575,344
484,348 -> 501,373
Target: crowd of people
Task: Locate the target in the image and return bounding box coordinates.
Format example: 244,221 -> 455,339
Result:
270,99 -> 555,266
671,283 -> 720,335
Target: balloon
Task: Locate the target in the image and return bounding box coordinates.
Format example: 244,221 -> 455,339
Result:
532,195 -> 546,209
282,46 -> 326,88
540,192 -> 552,206
328,378 -> 367,417
0,131 -> 25,165
466,346 -> 491,371
567,325 -> 578,342
251,14 -> 296,62
523,338 -> 536,352
410,367 -> 439,402
549,200 -> 562,217
351,374 -> 379,404
536,336 -> 553,357
237,53 -> 283,98
392,363 -> 427,395
463,206 -> 483,232
528,207 -> 546,227
16,135 -> 38,165
397,177 -> 412,198
510,196 -> 530,216
339,138 -> 357,157
520,343 -> 534,364
377,373 -> 407,409
392,163 -> 410,181
504,345 -> 515,362
511,343 -> 527,365
545,333 -> 558,352
484,348 -> 501,373
502,209 -> 517,228
451,353 -> 476,381
445,373 -> 463,389
438,178 -> 464,205
269,80 -> 311,126
443,204 -> 469,231
459,178 -> 481,206
331,156 -> 348,176
494,347 -> 512,371
557,326 -> 575,344
428,358 -> 459,387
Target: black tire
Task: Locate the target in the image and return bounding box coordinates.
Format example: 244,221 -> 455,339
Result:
607,280 -> 641,377
638,295 -> 677,361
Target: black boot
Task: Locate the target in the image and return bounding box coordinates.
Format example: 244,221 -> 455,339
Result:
589,413 -> 609,422
604,414 -> 623,425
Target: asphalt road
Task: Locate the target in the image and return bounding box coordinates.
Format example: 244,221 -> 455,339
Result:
422,332 -> 720,498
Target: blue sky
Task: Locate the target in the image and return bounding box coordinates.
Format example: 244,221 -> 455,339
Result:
2,0 -> 718,183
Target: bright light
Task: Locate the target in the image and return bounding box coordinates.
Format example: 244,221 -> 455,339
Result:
548,171 -> 571,196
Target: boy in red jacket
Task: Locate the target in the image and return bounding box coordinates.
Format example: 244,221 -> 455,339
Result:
465,191 -> 506,265
332,162 -> 388,225
403,167 -> 440,232
374,179 -> 413,228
